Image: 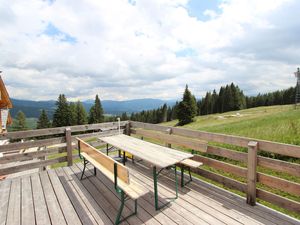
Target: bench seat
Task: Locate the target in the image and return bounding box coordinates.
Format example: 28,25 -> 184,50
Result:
81,152 -> 148,199
77,138 -> 149,224
180,158 -> 203,168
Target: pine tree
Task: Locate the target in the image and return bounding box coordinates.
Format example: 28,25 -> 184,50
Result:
15,111 -> 27,131
37,109 -> 51,129
161,104 -> 167,122
52,94 -> 71,127
177,85 -> 198,126
69,102 -> 77,126
76,101 -> 88,125
121,112 -> 128,121
88,94 -> 104,124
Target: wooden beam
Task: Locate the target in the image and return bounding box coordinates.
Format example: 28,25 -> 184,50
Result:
0,156 -> 67,176
0,146 -> 67,164
0,121 -> 128,139
206,146 -> 247,162
65,128 -> 73,166
257,189 -> 300,214
257,156 -> 300,177
193,155 -> 247,178
130,121 -> 300,158
191,167 -> 247,193
247,141 -> 258,206
0,137 -> 65,153
257,173 -> 300,196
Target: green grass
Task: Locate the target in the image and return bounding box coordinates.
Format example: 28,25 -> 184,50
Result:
164,105 -> 300,145
162,105 -> 300,219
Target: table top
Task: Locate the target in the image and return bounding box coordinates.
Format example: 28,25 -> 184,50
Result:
99,134 -> 193,168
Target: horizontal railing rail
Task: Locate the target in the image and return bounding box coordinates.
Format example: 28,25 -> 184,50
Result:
0,121 -> 129,176
129,121 -> 300,214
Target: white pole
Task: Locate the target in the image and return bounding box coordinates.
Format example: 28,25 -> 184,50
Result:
117,117 -> 121,134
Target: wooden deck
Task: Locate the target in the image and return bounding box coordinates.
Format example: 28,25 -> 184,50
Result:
0,160 -> 299,225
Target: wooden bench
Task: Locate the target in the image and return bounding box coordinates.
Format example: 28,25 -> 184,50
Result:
77,138 -> 149,225
131,128 -> 207,187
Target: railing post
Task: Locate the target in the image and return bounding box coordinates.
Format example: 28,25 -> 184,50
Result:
164,128 -> 172,148
247,141 -> 258,206
125,121 -> 131,136
65,127 -> 73,166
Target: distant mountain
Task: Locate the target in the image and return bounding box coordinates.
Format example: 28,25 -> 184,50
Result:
10,98 -> 175,119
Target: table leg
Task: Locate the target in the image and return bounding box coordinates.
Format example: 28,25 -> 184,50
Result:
123,151 -> 126,165
153,166 -> 159,210
174,165 -> 178,199
153,165 -> 178,210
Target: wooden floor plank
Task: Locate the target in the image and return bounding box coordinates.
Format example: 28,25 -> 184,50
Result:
1,162 -> 299,225
0,180 -> 11,225
84,163 -> 192,225
47,169 -> 82,225
21,176 -> 35,225
154,162 -> 295,225
187,174 -> 297,225
59,166 -> 113,225
69,165 -> 131,225
31,173 -> 51,225
53,168 -> 98,225
127,164 -> 222,225
79,163 -> 163,225
128,162 -> 259,225
6,178 -> 21,225
39,171 -> 67,225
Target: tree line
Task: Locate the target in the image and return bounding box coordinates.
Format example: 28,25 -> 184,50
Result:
12,94 -> 105,130
11,83 -> 297,131
130,83 -> 297,124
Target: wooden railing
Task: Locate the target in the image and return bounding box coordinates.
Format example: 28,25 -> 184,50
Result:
129,121 -> 300,214
1,120 -> 299,214
0,121 -> 129,176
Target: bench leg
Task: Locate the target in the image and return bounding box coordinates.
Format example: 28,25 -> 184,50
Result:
94,167 -> 97,176
81,158 -> 88,180
180,165 -> 193,187
115,191 -> 137,225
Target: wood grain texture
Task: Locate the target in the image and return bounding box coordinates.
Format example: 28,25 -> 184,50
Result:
257,189 -> 300,214
100,134 -> 193,168
0,156 -> 67,176
0,121 -> 128,139
247,141 -> 258,206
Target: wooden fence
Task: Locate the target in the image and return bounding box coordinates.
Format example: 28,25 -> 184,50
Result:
0,121 -> 128,176
129,121 -> 300,214
0,120 -> 299,214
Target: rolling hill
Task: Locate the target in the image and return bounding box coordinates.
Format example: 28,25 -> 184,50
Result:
163,105 -> 300,146
10,98 -> 175,119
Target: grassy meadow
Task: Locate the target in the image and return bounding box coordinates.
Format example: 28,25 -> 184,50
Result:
163,105 -> 300,219
163,104 -> 300,145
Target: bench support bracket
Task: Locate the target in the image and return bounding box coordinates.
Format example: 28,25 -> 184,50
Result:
80,158 -> 97,180
114,163 -> 137,224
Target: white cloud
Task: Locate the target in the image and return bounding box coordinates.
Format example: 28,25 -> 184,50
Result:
0,0 -> 299,101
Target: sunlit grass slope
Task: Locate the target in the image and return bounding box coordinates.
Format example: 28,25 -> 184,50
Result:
163,105 -> 300,145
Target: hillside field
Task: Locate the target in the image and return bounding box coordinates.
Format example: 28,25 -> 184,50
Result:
163,104 -> 300,218
163,104 -> 300,146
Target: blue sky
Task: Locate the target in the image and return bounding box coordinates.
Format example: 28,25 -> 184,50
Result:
0,0 -> 299,101
187,0 -> 221,21
43,23 -> 77,44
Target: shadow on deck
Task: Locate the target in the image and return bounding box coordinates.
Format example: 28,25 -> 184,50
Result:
0,160 -> 299,225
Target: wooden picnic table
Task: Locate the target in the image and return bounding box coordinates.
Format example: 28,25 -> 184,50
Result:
99,134 -> 193,210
